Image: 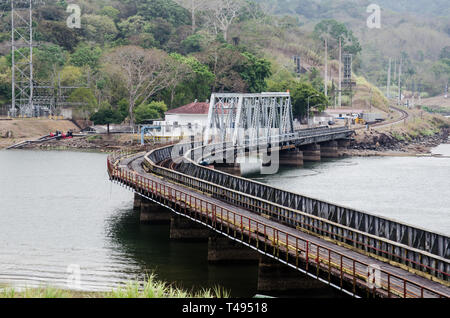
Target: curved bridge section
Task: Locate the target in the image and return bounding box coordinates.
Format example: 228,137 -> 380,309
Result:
143,128 -> 449,285
107,127 -> 450,298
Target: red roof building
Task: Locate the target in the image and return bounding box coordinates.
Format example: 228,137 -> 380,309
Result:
165,102 -> 210,115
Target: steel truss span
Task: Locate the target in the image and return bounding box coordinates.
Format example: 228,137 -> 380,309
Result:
204,93 -> 294,146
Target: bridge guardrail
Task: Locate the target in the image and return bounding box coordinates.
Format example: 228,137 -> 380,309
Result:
107,153 -> 449,298
142,129 -> 450,285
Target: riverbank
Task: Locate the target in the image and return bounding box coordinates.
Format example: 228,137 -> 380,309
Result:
8,133 -> 141,152
345,110 -> 450,157
344,127 -> 450,157
0,276 -> 229,298
0,119 -> 79,150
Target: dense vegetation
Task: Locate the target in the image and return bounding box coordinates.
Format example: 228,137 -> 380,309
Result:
254,0 -> 450,97
0,0 -> 448,125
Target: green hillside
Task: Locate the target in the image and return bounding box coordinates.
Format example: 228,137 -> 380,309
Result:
0,0 -> 447,124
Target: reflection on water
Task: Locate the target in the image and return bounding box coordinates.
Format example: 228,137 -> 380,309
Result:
0,150 -> 257,296
253,144 -> 450,235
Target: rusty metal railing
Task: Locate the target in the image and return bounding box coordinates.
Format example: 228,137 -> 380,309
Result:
107,154 -> 449,298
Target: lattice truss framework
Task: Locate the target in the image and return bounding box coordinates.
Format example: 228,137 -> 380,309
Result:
10,0 -> 34,117
204,93 -> 294,146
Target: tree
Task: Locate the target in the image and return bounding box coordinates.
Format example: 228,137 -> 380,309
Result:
67,88 -> 97,120
204,0 -> 244,42
238,52 -> 272,93
314,19 -> 362,56
440,46 -> 450,60
33,44 -> 66,80
169,53 -> 215,105
37,21 -> 80,51
70,45 -> 102,70
99,6 -> 120,22
267,80 -> 327,119
82,14 -> 118,45
134,101 -> 168,124
90,105 -> 124,134
174,0 -> 208,33
196,44 -> 247,92
122,0 -> 191,27
105,46 -> 176,126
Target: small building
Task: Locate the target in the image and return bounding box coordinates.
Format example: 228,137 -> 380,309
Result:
164,101 -> 210,127
148,101 -> 210,138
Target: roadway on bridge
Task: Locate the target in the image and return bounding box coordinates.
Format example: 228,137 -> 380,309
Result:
121,153 -> 450,298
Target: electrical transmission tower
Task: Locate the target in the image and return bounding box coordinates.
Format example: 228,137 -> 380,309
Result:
10,0 -> 35,117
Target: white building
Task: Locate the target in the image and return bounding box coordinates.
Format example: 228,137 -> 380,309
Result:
149,101 -> 210,138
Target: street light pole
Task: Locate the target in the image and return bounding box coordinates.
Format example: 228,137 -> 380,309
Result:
307,94 -> 319,128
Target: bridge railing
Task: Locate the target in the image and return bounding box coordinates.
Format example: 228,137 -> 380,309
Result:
142,134 -> 450,285
107,154 -> 449,298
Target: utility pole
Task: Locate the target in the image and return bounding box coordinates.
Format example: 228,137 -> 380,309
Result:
393,58 -> 397,83
418,81 -> 422,103
397,57 -> 402,106
324,37 -> 328,98
387,58 -> 391,99
338,37 -> 342,108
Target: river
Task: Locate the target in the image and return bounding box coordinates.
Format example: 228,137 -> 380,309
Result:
0,145 -> 449,295
252,143 -> 450,235
0,150 -> 257,296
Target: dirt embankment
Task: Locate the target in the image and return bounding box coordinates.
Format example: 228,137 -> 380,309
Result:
0,119 -> 79,149
19,133 -> 143,152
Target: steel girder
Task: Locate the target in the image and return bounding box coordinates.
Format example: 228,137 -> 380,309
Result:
204,93 -> 294,146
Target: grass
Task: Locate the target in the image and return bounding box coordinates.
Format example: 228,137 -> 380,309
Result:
0,275 -> 230,298
86,135 -> 103,142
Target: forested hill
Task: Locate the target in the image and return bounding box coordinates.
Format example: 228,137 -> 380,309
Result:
255,0 -> 450,18
255,0 -> 450,95
0,0 -> 448,125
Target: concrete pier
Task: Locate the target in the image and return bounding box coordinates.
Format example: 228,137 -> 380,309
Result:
169,215 -> 211,241
208,234 -> 259,264
278,149 -> 303,167
337,139 -> 350,148
133,193 -> 142,210
320,140 -> 339,158
215,163 -> 241,176
140,196 -> 171,224
300,143 -> 321,162
257,256 -> 339,297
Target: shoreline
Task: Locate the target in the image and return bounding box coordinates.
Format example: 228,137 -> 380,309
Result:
2,128 -> 449,158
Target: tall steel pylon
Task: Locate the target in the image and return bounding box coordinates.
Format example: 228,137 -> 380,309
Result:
10,0 -> 35,117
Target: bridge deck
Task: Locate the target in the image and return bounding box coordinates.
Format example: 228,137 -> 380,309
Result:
118,154 -> 450,298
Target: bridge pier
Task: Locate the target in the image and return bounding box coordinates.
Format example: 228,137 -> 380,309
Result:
207,234 -> 259,264
133,193 -> 142,210
299,144 -> 321,162
257,256 -> 339,297
140,196 -> 171,224
215,163 -> 241,176
319,141 -> 339,158
277,149 -> 303,167
338,139 -> 350,148
169,215 -> 212,241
